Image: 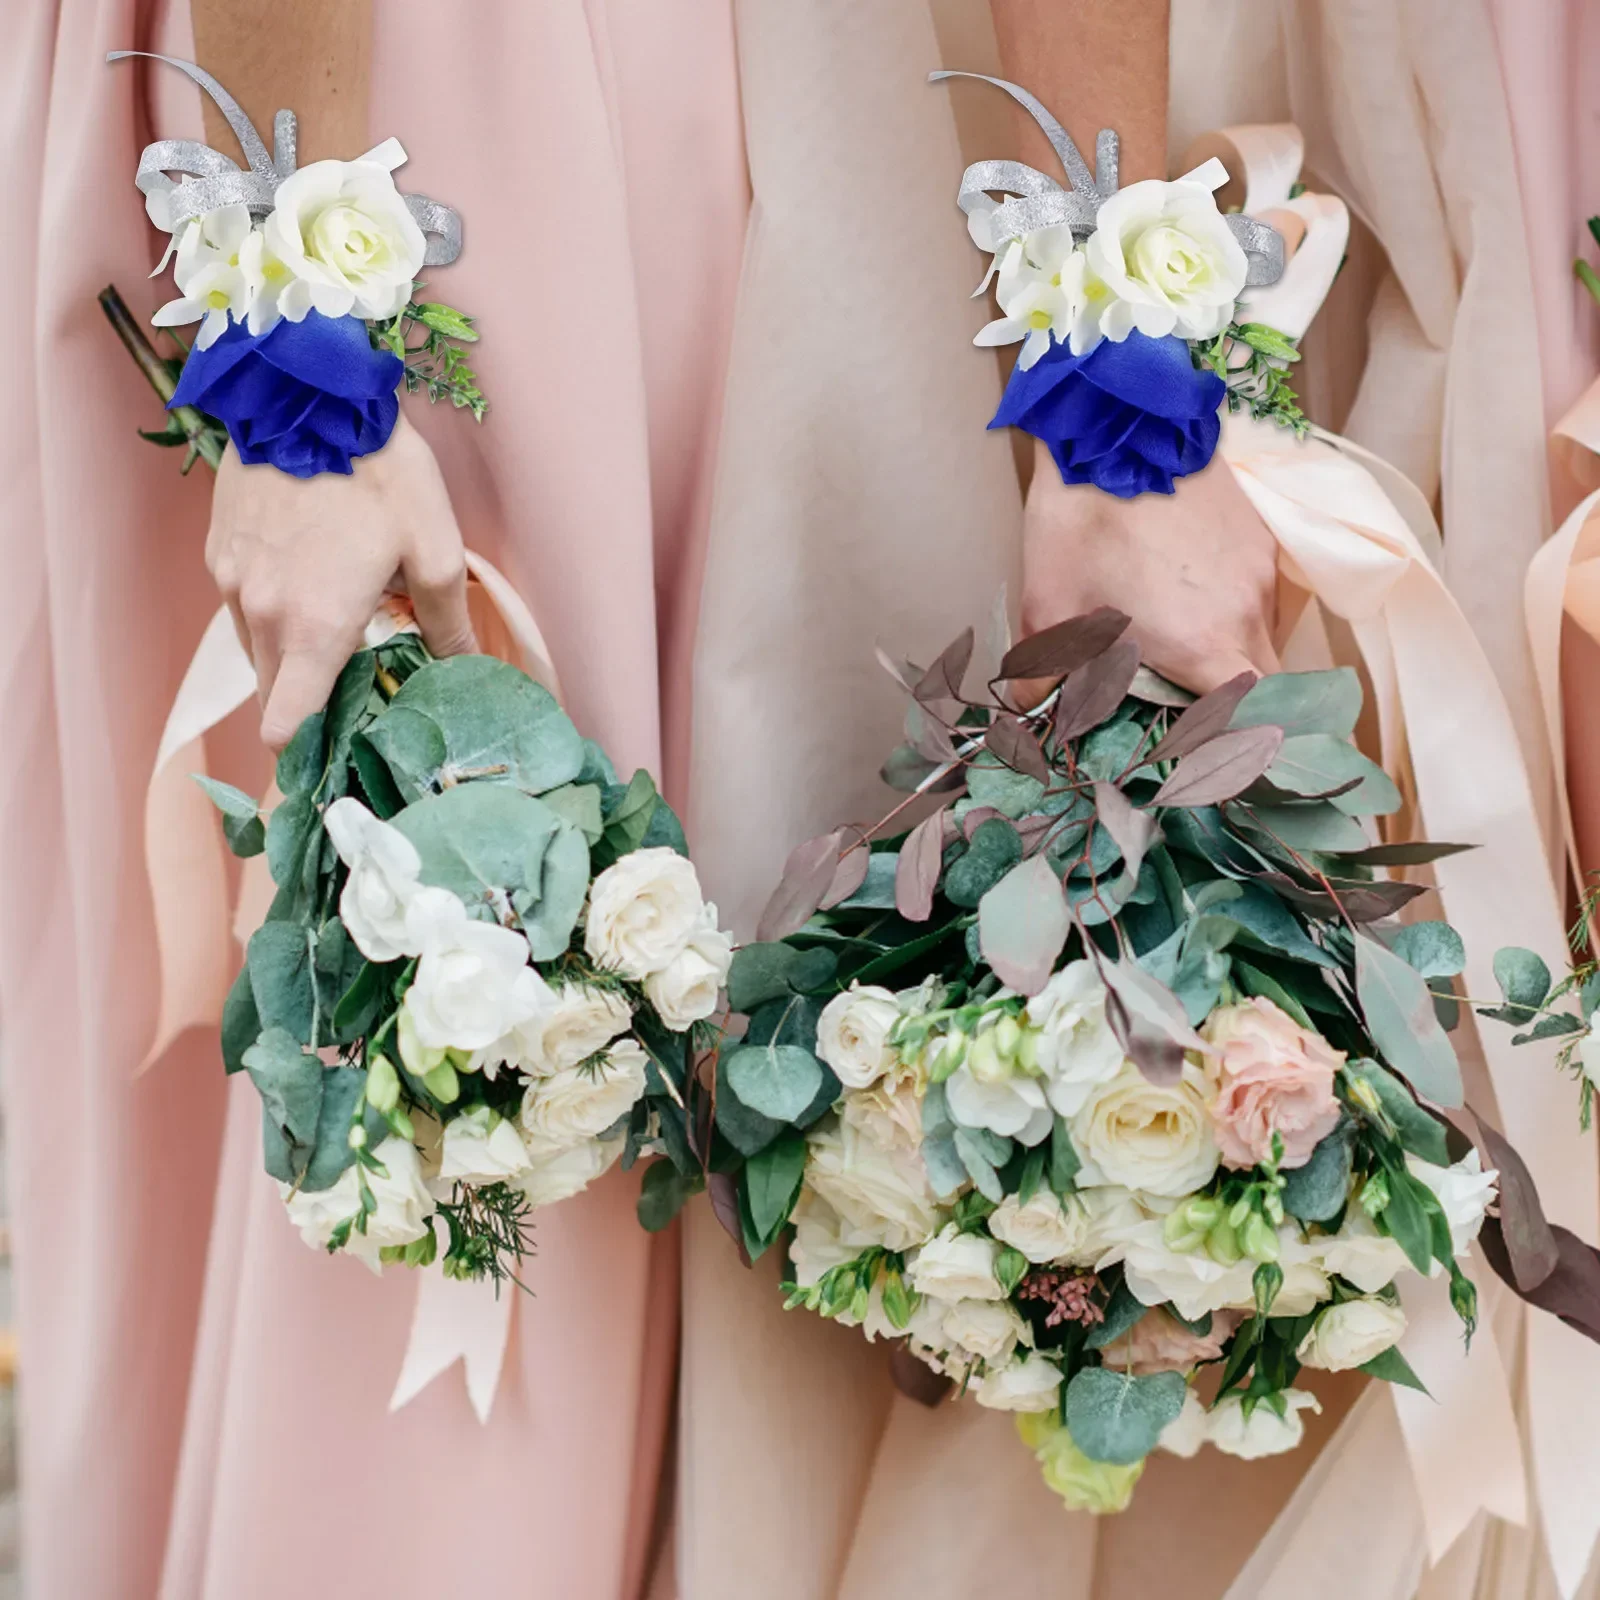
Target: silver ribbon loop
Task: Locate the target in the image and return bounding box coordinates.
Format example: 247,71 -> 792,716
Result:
108,50 -> 463,267
930,69 -> 1282,287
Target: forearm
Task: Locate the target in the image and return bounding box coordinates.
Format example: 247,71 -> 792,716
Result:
988,0 -> 1169,183
190,0 -> 371,163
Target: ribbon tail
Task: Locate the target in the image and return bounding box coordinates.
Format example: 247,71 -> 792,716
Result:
390,1270 -> 514,1424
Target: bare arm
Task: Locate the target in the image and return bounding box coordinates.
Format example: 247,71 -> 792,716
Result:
184,1 -> 474,749
988,0 -> 1280,693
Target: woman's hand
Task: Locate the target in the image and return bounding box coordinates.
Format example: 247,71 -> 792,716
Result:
206,413 -> 477,749
1020,440 -> 1281,695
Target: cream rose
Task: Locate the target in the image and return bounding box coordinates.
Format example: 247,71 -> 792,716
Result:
1297,1297 -> 1407,1372
1207,1389 -> 1322,1460
1027,960 -> 1129,1117
262,155 -> 426,323
908,1224 -> 1005,1302
281,1136 -> 433,1271
976,1352 -> 1063,1413
1071,1061 -> 1220,1198
804,1120 -> 944,1252
988,1188 -> 1092,1265
839,1059 -> 926,1154
518,982 -> 633,1075
1083,177 -> 1248,344
517,1134 -> 623,1208
941,1299 -> 1028,1365
584,847 -> 707,979
1309,1210 -> 1409,1294
519,1039 -> 648,1146
816,984 -> 902,1090
434,1107 -> 533,1190
645,913 -> 733,1031
323,796 -> 424,963
1203,998 -> 1343,1170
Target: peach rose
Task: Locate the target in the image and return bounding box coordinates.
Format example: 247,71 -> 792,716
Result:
1203,998 -> 1342,1170
1097,1306 -> 1239,1374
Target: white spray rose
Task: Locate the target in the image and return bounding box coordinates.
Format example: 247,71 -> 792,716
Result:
1309,1209 -> 1408,1294
516,1133 -> 623,1208
1297,1297 -> 1407,1372
402,888 -> 541,1052
975,1352 -> 1064,1413
1207,1389 -> 1321,1460
975,225 -> 1089,368
1027,961 -> 1129,1117
942,1298 -> 1028,1365
1071,1061 -> 1220,1198
281,1136 -> 433,1271
1580,1027 -> 1600,1092
584,847 -> 707,979
519,1039 -> 649,1147
1117,1217 -> 1329,1321
946,1059 -> 1052,1145
645,911 -> 733,1031
1409,1150 -> 1497,1258
1157,1389 -> 1210,1458
816,984 -> 903,1089
908,1224 -> 1005,1303
805,1120 -> 944,1252
435,1107 -> 533,1189
323,796 -> 424,962
1082,177 -> 1248,345
988,1188 -> 1092,1265
262,156 -> 426,323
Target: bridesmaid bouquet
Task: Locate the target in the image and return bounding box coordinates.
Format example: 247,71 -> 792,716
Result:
698,609 -> 1509,1511
199,627 -> 728,1281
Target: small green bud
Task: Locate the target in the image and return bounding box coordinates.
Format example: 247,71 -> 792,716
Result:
1182,1196 -> 1223,1232
968,1029 -> 1008,1085
347,1123 -> 368,1151
849,1285 -> 871,1322
1228,1196 -> 1253,1229
1163,1209 -> 1205,1252
1360,1170 -> 1391,1217
929,1030 -> 968,1083
993,1016 -> 1023,1062
1241,1213 -> 1280,1263
367,1052 -> 401,1114
423,1059 -> 461,1104
379,1243 -> 407,1265
1206,1219 -> 1242,1265
882,1270 -> 914,1331
397,1006 -> 447,1078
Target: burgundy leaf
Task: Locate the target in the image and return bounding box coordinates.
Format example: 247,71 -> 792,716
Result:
978,856 -> 1070,995
1339,840 -> 1477,868
756,830 -> 843,942
1480,1220 -> 1600,1343
1146,672 -> 1257,763
890,1344 -> 954,1407
1104,987 -> 1186,1086
1247,869 -> 1429,923
1152,725 -> 1285,807
962,805 -> 1005,842
986,713 -> 1052,783
1243,774 -> 1364,806
906,701 -> 958,762
707,1171 -> 751,1268
819,841 -> 871,909
913,628 -> 975,720
997,607 -> 1131,685
1100,958 -> 1207,1086
896,803 -> 950,922
1092,781 -> 1158,890
1054,638 -> 1143,741
1470,1113 -> 1560,1292
875,645 -> 922,696
1126,666 -> 1195,707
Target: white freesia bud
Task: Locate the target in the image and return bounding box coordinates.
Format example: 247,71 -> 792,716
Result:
262,157 -> 427,324
816,984 -> 902,1089
1580,1027 -> 1600,1092
975,1352 -> 1063,1413
435,1107 -> 533,1190
584,848 -> 708,979
908,1224 -> 1005,1303
402,888 -> 541,1053
520,1039 -> 649,1147
323,796 -> 424,962
1296,1297 -> 1407,1372
281,1136 -> 433,1272
1206,1389 -> 1321,1460
645,911 -> 734,1031
1026,961 -> 1129,1117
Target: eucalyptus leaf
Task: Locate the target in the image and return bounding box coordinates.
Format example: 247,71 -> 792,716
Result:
221,964 -> 260,1075
517,820 -> 591,959
1265,733 -> 1400,816
391,783 -> 562,913
723,1043 -> 825,1123
1065,1368 -> 1187,1464
945,817 -> 1023,908
247,920 -> 316,1044
1354,934 -> 1464,1108
540,782 -> 605,843
1280,1122 -> 1354,1223
1390,922 -> 1466,979
1232,669 -> 1360,739
744,1135 -> 807,1244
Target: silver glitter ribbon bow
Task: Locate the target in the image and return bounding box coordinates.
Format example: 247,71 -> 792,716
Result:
930,71 -> 1283,289
107,51 -> 462,266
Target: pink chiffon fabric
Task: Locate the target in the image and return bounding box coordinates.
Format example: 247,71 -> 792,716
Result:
0,1 -> 747,1595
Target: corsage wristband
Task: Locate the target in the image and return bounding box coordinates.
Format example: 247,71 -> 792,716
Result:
934,71 -> 1294,498
112,52 -> 482,478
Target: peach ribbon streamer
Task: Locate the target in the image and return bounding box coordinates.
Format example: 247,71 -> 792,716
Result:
142,549 -> 560,1423
1223,411 -> 1600,1595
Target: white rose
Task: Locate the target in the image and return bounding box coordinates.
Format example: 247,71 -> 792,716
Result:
946,1060 -> 1052,1145
805,1120 -> 944,1252
789,1189 -> 875,1288
1580,1027 -> 1600,1091
584,847 -> 707,979
1297,1297 -> 1407,1372
516,1133 -> 623,1208
152,203 -> 256,348
261,156 -> 426,324
839,1060 -> 926,1154
645,912 -> 733,1031
1409,1150 -> 1498,1259
1206,1389 -> 1321,1460
520,1039 -> 649,1146
435,1107 -> 533,1190
1309,1209 -> 1409,1293
1117,1217 -> 1329,1321
1082,178 -> 1248,345
1158,1389 -> 1210,1458
816,984 -> 903,1089
323,796 -> 423,962
941,1298 -> 1027,1365
1027,960 -> 1129,1117
1071,1061 -> 1220,1199
975,1352 -> 1063,1413
908,1224 -> 1005,1302
515,982 -> 633,1076
402,889 -> 541,1052
989,1188 -> 1092,1265
281,1136 -> 433,1271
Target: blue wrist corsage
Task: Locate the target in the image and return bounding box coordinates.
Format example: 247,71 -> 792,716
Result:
935,71 -> 1297,498
114,52 -> 484,479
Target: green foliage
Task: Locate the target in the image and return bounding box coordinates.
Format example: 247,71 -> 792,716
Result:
1065,1368 -> 1187,1465
372,295 -> 489,419
1195,320 -> 1308,436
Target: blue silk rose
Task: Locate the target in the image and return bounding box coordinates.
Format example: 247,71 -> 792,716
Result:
991,331 -> 1227,498
169,310 -> 405,478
